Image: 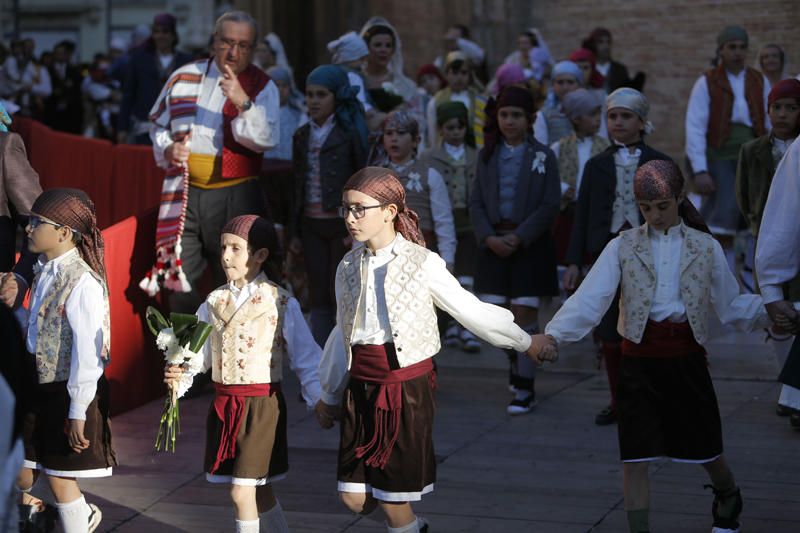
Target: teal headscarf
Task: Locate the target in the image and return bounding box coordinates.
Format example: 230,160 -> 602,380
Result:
0,102 -> 11,133
306,64 -> 368,152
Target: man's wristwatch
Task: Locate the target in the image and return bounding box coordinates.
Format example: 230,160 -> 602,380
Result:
239,99 -> 253,111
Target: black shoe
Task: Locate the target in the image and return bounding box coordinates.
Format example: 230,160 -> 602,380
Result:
19,504 -> 57,533
791,412 -> 800,430
776,403 -> 797,417
705,484 -> 742,532
595,406 -> 617,426
507,392 -> 537,415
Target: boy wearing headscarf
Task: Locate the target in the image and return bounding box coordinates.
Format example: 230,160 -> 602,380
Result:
328,31 -> 379,129
17,188 -> 115,533
290,64 -> 368,346
685,25 -> 769,267
563,87 -> 672,426
316,167 -> 544,533
540,159 -> 768,533
736,79 -> 800,427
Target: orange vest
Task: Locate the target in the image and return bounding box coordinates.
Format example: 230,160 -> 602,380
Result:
704,65 -> 765,149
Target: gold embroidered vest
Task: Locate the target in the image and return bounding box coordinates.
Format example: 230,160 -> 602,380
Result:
206,275 -> 290,384
336,236 -> 441,367
617,224 -> 716,344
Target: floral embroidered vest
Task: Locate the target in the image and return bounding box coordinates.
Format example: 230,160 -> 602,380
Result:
394,159 -> 434,232
336,236 -> 441,367
34,253 -> 111,384
617,224 -> 715,344
206,274 -> 289,385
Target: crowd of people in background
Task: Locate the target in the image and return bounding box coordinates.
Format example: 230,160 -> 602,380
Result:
2,8 -> 800,533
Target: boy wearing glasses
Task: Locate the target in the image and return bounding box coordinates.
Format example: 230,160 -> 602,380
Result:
142,10 -> 280,316
17,188 -> 115,533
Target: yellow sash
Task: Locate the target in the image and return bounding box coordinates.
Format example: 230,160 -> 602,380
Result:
188,153 -> 254,189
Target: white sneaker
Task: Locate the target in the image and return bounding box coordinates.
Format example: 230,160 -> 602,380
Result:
507,393 -> 537,415
711,527 -> 740,533
87,503 -> 102,533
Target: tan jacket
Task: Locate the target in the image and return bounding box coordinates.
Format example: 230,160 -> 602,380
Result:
0,132 -> 41,220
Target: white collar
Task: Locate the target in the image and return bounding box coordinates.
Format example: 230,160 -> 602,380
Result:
364,235 -> 399,258
311,114 -> 335,131
726,68 -> 745,80
37,247 -> 79,276
444,142 -> 465,159
228,272 -> 267,295
647,221 -> 684,239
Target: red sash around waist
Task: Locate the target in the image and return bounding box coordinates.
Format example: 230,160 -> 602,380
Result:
349,344 -> 434,469
621,319 -> 706,358
210,382 -> 280,474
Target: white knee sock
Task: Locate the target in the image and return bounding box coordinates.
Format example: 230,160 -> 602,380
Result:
386,516 -> 420,533
56,495 -> 89,533
260,501 -> 289,533
236,518 -> 260,533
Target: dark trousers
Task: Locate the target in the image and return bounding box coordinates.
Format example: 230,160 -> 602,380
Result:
301,216 -> 348,346
0,216 -> 15,272
169,180 -> 266,313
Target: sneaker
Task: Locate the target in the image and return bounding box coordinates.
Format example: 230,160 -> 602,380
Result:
507,392 -> 537,415
790,412 -> 800,430
776,403 -> 797,417
459,328 -> 481,353
418,516 -> 429,532
87,503 -> 102,533
443,323 -> 461,349
706,485 -> 742,533
595,406 -> 617,426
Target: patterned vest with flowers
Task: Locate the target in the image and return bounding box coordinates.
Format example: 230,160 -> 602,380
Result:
34,252 -> 111,384
206,274 -> 289,385
617,224 -> 715,344
336,235 -> 441,367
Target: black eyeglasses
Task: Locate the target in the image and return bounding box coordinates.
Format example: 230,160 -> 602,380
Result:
338,204 -> 383,219
28,215 -> 62,230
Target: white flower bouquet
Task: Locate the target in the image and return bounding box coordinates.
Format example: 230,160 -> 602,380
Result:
146,306 -> 212,452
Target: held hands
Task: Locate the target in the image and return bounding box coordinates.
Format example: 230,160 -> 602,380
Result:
526,334 -> 558,364
314,399 -> 340,429
67,419 -> 90,453
693,172 -> 716,195
486,234 -> 520,258
219,64 -> 248,110
765,300 -> 800,335
562,264 -> 580,292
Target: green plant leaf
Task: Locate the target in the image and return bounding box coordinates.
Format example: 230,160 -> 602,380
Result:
145,306 -> 169,337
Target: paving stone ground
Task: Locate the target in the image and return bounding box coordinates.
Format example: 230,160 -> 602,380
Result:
28,302 -> 800,532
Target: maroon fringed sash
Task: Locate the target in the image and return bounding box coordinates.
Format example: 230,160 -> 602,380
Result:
210,382 -> 280,474
621,319 -> 706,358
349,344 -> 435,469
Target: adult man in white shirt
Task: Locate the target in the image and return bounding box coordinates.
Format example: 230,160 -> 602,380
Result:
145,10 -> 280,311
685,25 -> 768,265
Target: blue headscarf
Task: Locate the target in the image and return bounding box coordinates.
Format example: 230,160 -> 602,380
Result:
543,61 -> 584,110
0,101 -> 11,133
306,65 -> 368,151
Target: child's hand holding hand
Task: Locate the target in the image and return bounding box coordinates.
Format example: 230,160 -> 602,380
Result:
502,233 -> 521,252
527,334 -> 558,364
164,364 -> 184,387
314,400 -> 340,429
68,419 -> 90,454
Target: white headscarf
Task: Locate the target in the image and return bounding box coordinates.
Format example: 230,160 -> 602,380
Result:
328,31 -> 369,65
359,16 -> 417,102
606,87 -> 654,134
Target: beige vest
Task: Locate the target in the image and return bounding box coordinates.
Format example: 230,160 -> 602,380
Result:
336,235 -> 441,367
617,224 -> 716,344
556,134 -> 610,210
207,275 -> 289,385
34,252 -> 111,384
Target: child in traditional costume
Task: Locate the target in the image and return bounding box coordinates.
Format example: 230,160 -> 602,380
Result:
290,64 -> 368,346
538,159 -> 769,533
315,167 -> 543,533
165,215 -> 322,533
369,111 -> 456,269
425,101 -> 481,352
532,60 -> 582,146
470,85 -> 560,414
563,87 -> 672,426
18,188 -> 115,533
